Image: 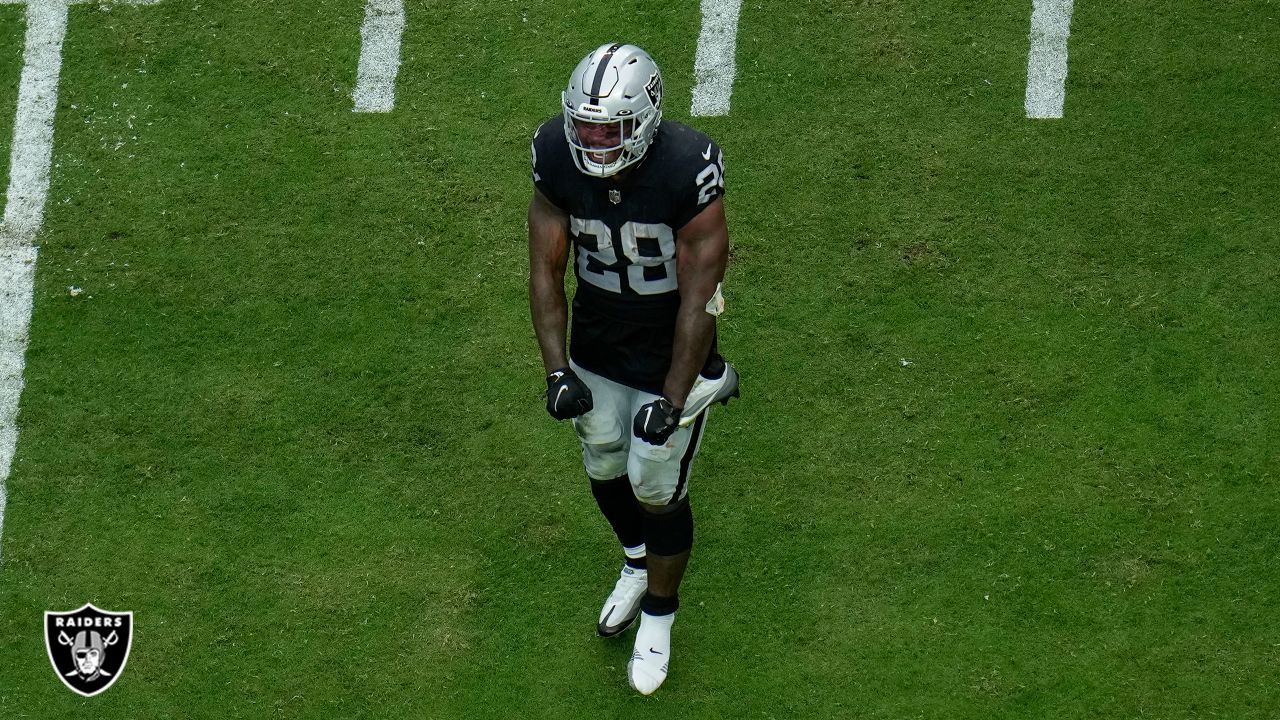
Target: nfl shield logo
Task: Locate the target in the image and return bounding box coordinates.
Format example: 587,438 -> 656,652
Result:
609,189 -> 622,204
45,603 -> 134,697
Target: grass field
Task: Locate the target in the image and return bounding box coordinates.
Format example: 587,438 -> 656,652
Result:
1,0 -> 1278,717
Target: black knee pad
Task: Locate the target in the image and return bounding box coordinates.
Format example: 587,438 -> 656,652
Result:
642,498 -> 694,556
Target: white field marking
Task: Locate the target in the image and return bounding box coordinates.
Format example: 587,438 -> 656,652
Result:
1025,0 -> 1075,118
0,0 -> 161,562
1,0 -> 68,564
353,0 -> 405,113
690,0 -> 742,117
0,246 -> 36,563
0,1 -> 161,4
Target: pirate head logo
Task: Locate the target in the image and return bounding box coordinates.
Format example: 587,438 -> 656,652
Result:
645,71 -> 663,109
45,603 -> 133,697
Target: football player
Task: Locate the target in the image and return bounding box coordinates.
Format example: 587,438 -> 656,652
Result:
528,42 -> 739,695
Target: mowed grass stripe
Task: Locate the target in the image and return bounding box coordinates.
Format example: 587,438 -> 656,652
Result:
0,0 -> 1276,718
2,2 -> 489,716
0,6 -> 22,183
0,0 -> 673,715
693,0 -> 1279,717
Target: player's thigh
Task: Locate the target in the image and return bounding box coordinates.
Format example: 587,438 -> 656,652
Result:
569,361 -> 634,480
627,393 -> 710,505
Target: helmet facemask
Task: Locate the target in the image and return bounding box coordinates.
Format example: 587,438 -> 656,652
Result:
563,107 -> 657,177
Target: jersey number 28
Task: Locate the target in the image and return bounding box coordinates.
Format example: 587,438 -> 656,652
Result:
571,217 -> 677,296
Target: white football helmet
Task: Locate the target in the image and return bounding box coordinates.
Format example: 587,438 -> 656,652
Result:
562,43 -> 663,177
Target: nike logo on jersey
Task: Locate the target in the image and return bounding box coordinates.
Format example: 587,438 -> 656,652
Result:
701,142 -> 713,160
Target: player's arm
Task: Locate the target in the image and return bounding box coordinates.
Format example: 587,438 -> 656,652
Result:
528,188 -> 571,372
662,197 -> 729,408
528,187 -> 593,420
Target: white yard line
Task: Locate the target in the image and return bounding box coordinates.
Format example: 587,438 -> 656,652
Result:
2,1 -> 66,240
0,0 -> 160,4
690,0 -> 742,117
1,0 -> 159,561
1,0 -> 68,563
1025,0 -> 1075,119
0,246 -> 36,562
353,0 -> 405,113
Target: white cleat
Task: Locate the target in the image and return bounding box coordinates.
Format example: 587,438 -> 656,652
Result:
627,611 -> 674,695
679,360 -> 740,428
598,565 -> 647,637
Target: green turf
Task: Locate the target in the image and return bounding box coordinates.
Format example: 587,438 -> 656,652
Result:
0,6 -> 23,179
1,0 -> 1277,717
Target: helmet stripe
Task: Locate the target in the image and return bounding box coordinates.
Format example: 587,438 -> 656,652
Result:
589,43 -> 623,98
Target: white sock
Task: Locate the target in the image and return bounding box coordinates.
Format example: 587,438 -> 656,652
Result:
624,543 -> 646,560
628,611 -> 675,695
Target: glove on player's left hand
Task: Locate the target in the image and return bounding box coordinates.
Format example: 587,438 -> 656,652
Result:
633,397 -> 681,445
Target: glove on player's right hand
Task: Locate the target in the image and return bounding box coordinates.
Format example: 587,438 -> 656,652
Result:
545,368 -> 593,420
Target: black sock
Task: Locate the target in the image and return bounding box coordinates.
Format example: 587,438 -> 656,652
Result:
590,475 -> 644,550
625,556 -> 647,570
640,591 -> 679,616
701,353 -> 725,379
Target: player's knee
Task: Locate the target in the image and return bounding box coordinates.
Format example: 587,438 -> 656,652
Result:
582,437 -> 628,480
641,497 -> 694,556
576,411 -> 627,480
627,447 -> 679,505
628,474 -> 673,505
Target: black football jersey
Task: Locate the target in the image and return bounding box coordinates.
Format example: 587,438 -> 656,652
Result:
531,115 -> 726,394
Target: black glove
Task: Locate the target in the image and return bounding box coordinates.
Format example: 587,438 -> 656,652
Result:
545,367 -> 593,420
633,397 -> 681,445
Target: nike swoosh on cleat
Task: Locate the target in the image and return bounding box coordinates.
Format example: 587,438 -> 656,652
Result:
701,142 -> 712,160
649,648 -> 664,655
